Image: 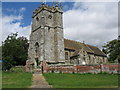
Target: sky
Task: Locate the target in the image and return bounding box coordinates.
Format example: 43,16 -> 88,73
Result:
0,1 -> 118,49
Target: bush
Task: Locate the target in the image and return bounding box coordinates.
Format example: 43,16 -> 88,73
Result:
10,67 -> 25,73
2,56 -> 13,71
98,72 -> 109,74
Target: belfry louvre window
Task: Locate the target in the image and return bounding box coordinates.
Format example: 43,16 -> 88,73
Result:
36,17 -> 39,21
65,52 -> 69,60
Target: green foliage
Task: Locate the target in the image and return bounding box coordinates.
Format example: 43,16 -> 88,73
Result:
2,33 -> 29,70
2,71 -> 32,88
2,56 -> 13,70
103,38 -> 120,63
10,67 -> 25,73
43,73 -> 118,88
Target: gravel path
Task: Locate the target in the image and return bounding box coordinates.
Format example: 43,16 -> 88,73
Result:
31,73 -> 52,88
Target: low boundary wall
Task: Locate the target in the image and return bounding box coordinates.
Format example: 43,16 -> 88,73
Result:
42,61 -> 120,74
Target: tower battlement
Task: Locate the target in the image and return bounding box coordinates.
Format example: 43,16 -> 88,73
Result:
32,3 -> 63,18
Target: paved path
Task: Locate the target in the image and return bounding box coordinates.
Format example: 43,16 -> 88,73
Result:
31,73 -> 52,88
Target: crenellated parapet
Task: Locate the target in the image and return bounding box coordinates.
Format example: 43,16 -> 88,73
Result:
32,2 -> 63,18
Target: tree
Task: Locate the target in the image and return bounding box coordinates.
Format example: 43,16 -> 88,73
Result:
103,38 -> 120,63
2,33 -> 29,70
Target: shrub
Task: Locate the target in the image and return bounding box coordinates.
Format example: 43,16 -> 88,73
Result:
10,67 -> 25,73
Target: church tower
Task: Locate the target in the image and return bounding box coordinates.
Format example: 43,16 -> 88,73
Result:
28,3 -> 65,68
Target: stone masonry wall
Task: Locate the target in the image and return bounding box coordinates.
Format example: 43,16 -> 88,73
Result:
42,61 -> 120,74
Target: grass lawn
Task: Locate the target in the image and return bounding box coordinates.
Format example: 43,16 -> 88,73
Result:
0,71 -> 2,89
43,73 -> 119,88
2,72 -> 32,88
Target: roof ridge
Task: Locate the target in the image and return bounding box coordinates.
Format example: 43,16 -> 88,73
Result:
64,38 -> 83,44
86,44 -> 98,48
64,38 -> 101,49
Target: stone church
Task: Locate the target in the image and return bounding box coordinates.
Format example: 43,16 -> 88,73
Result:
27,3 -> 107,69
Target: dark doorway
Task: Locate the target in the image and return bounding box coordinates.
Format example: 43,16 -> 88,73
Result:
35,58 -> 39,66
41,65 -> 43,73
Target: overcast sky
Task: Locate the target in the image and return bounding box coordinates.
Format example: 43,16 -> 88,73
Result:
0,1 -> 118,49
63,2 -> 118,49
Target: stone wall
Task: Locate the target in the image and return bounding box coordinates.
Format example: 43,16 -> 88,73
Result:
65,47 -> 108,65
42,61 -> 120,74
28,4 -> 65,68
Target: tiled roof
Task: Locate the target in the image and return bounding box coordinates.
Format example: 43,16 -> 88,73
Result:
87,44 -> 106,57
72,50 -> 80,57
64,39 -> 83,50
64,39 -> 107,57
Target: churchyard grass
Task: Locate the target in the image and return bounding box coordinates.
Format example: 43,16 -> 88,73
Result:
0,71 -> 2,89
43,73 -> 119,88
2,71 -> 32,88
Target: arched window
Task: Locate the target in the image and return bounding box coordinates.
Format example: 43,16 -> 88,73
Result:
41,16 -> 45,25
36,17 -> 39,21
35,42 -> 39,53
48,15 -> 52,19
48,27 -> 50,32
89,55 -> 90,60
35,42 -> 39,47
65,52 -> 69,60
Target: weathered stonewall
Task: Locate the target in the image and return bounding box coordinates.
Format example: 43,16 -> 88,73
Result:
28,3 -> 65,69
